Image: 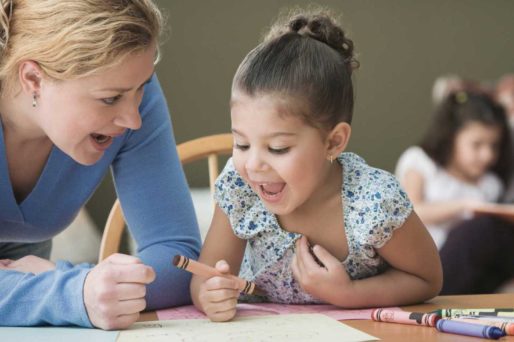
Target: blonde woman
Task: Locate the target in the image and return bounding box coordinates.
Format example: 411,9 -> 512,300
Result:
0,0 -> 200,329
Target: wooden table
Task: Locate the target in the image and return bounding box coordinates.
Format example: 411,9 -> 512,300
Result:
141,293 -> 514,341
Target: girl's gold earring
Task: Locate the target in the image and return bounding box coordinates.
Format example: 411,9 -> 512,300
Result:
32,93 -> 37,108
329,155 -> 333,164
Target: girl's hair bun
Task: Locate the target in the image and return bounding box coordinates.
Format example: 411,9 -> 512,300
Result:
266,8 -> 359,72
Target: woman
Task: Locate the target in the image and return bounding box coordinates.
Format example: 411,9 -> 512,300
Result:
0,0 -> 200,329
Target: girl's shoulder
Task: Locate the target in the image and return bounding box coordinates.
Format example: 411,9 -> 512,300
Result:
340,152 -> 413,248
395,145 -> 437,180
340,152 -> 406,193
213,158 -> 272,237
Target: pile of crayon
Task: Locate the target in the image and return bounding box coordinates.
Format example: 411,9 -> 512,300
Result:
371,307 -> 514,340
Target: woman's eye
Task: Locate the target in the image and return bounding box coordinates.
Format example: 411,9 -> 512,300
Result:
101,95 -> 122,105
234,143 -> 249,151
269,147 -> 290,154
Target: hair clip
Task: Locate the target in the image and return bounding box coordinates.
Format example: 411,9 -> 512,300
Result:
455,91 -> 468,104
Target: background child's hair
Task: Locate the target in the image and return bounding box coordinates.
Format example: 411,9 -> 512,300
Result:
232,7 -> 359,131
420,91 -> 512,184
0,0 -> 163,95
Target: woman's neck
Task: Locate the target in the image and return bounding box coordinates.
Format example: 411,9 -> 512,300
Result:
0,92 -> 47,143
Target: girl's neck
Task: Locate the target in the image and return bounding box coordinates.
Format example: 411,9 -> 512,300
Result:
445,163 -> 481,185
279,160 -> 343,226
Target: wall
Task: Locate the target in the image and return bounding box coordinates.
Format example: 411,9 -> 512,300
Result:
86,0 -> 514,227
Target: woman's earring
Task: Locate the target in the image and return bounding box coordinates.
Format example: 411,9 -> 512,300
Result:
32,93 -> 37,108
329,155 -> 334,164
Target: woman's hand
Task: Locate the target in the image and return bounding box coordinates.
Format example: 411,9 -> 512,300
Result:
0,255 -> 55,274
197,260 -> 240,322
83,253 -> 156,330
291,236 -> 354,304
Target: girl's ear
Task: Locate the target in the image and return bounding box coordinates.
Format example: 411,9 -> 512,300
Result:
325,122 -> 351,159
18,60 -> 44,95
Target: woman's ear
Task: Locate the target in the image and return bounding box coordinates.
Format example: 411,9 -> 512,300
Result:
18,60 -> 44,95
325,122 -> 352,159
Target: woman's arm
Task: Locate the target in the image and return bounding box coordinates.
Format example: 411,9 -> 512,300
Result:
401,169 -> 478,226
111,75 -> 201,309
293,212 -> 443,307
0,262 -> 93,327
190,205 -> 246,321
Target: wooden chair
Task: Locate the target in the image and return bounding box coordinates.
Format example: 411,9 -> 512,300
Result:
98,133 -> 233,262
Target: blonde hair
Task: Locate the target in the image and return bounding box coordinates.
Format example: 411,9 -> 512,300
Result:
0,0 -> 163,95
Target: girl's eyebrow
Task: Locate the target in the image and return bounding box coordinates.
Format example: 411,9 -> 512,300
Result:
231,128 -> 296,138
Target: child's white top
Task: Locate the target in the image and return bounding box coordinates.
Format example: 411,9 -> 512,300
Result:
214,152 -> 413,304
395,146 -> 503,249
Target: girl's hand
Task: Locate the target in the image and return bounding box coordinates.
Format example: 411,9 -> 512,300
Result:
197,260 -> 240,322
2,255 -> 55,274
291,236 -> 354,304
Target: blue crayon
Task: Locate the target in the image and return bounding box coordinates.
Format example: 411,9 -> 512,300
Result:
436,319 -> 505,340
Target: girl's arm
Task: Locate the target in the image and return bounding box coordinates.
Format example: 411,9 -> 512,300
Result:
293,211 -> 443,307
190,205 -> 247,321
401,169 -> 479,226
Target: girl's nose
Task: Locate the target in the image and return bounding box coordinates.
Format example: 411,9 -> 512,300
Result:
245,150 -> 267,172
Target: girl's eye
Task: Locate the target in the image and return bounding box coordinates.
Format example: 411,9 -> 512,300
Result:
101,95 -> 122,105
269,147 -> 290,154
234,143 -> 249,151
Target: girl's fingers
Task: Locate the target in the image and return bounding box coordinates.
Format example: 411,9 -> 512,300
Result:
311,244 -> 340,271
215,259 -> 231,274
205,276 -> 239,291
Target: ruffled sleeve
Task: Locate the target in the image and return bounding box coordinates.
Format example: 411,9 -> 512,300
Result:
342,153 -> 413,249
214,158 -> 272,238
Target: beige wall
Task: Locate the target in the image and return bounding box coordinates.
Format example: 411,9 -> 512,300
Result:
86,0 -> 514,227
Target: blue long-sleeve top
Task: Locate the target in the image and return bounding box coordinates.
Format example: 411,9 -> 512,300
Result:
0,75 -> 201,327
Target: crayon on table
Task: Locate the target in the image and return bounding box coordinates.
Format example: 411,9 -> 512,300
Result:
371,308 -> 440,327
172,255 -> 257,295
436,319 -> 505,340
448,317 -> 514,336
433,308 -> 514,318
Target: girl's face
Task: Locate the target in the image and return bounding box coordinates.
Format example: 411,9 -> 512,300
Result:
450,121 -> 501,182
230,91 -> 336,216
35,46 -> 156,165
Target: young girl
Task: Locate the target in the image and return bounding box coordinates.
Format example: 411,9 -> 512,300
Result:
190,9 -> 442,322
396,90 -> 513,295
395,91 -> 512,250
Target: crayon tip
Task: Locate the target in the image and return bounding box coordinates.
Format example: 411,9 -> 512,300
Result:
172,254 -> 181,266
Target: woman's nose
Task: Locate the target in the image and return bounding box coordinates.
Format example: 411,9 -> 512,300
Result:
114,101 -> 142,130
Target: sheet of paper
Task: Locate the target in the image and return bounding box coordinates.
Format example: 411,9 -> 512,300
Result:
117,314 -> 378,342
157,303 -> 399,321
0,326 -> 118,342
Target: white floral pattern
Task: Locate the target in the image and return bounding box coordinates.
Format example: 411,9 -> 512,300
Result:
214,152 -> 413,304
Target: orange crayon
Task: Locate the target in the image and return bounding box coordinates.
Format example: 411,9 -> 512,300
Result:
372,308 -> 440,327
172,255 -> 257,295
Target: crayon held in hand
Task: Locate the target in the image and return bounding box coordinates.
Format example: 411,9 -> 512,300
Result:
172,255 -> 257,295
371,308 -> 440,327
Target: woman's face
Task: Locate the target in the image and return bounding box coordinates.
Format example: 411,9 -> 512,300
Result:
35,46 -> 156,165
450,121 -> 501,182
